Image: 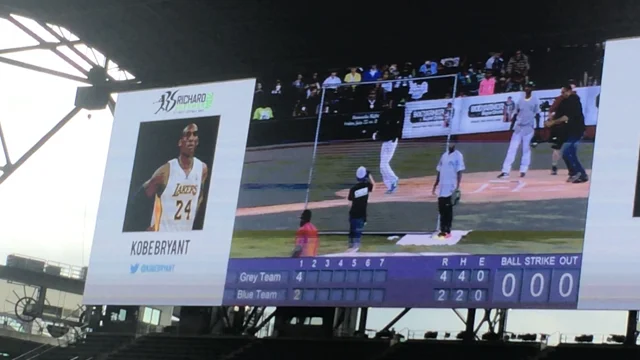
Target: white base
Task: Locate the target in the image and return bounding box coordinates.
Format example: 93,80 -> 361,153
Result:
396,230 -> 472,246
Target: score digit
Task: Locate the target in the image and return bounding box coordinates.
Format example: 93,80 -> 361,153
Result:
293,289 -> 302,301
434,289 -> 449,302
295,271 -> 304,283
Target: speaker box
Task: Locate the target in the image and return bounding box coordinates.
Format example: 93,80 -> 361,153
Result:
75,86 -> 109,110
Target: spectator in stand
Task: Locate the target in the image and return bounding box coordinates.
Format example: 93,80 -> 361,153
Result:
479,71 -> 496,96
307,73 -> 321,92
363,65 -> 381,82
485,52 -> 505,76
505,72 -> 524,92
271,80 -> 283,95
345,67 -> 362,84
394,63 -> 413,100
323,71 -> 342,89
389,64 -> 400,77
506,50 -> 530,81
292,100 -> 308,117
254,82 -> 264,95
409,79 -> 429,101
419,60 -> 438,76
375,70 -> 394,101
305,86 -> 321,114
252,105 -> 274,120
360,90 -> 383,112
292,74 -> 304,91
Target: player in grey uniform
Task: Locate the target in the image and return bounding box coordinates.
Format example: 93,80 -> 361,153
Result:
498,82 -> 540,178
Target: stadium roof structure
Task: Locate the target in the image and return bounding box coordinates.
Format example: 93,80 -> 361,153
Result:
0,0 -> 639,88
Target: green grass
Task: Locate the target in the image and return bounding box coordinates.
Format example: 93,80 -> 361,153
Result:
230,230 -> 584,258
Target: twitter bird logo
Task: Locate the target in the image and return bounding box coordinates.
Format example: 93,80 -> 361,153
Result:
130,263 -> 140,274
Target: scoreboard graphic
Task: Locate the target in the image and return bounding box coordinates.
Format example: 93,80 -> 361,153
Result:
85,37 -> 640,310
223,254 -> 581,308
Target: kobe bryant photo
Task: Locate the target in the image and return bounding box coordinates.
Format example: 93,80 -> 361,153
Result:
122,116 -> 220,232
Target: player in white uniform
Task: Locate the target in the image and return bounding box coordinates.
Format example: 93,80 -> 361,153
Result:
432,143 -> 465,239
497,82 -> 539,179
142,123 -> 209,232
373,100 -> 404,194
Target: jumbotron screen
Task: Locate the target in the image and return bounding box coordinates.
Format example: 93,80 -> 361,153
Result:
84,38 -> 640,310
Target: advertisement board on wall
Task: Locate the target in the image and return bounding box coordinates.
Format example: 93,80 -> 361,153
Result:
402,86 -> 601,139
85,37 -> 640,310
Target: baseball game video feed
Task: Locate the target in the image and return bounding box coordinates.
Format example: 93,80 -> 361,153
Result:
85,38 -> 640,310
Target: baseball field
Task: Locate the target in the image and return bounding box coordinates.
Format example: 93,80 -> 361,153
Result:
231,138 -> 593,258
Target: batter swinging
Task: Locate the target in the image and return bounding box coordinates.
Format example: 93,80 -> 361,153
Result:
498,82 -> 540,179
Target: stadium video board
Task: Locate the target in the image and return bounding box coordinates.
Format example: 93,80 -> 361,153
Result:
84,38 -> 639,310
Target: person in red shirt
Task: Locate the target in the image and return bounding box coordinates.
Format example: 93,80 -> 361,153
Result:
291,210 -> 319,257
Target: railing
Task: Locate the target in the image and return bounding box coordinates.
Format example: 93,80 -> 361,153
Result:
7,253 -> 86,280
11,323 -> 90,360
559,332 -> 640,345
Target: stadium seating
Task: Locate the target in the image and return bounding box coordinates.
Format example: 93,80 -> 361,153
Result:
375,340 -> 542,360
545,343 -> 640,360
106,334 -> 251,360
231,338 -> 390,360
33,333 -> 134,360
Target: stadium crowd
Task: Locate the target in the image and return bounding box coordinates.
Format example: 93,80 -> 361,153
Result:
251,45 -> 604,121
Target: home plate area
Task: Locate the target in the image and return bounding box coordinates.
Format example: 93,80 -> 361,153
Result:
396,230 -> 472,246
322,231 -> 472,257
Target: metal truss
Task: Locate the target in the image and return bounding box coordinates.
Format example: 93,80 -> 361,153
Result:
0,13 -> 136,186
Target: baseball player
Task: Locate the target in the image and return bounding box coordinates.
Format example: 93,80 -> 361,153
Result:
347,166 -> 376,252
432,143 -> 465,239
497,82 -> 540,179
373,99 -> 404,194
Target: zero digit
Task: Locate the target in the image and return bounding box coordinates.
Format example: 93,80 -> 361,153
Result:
501,273 -> 517,298
558,273 -> 574,298
530,273 -> 545,298
476,270 -> 486,282
473,289 -> 484,302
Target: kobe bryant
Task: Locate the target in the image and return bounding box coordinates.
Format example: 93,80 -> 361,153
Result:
132,123 -> 209,232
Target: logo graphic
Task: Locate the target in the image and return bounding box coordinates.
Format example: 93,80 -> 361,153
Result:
130,263 -> 175,274
154,89 -> 214,115
130,263 -> 140,274
410,107 -> 450,124
468,102 -> 505,118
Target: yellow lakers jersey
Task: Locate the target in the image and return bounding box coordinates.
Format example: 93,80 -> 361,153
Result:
151,158 -> 203,232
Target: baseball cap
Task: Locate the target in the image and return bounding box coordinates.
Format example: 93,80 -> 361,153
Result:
356,166 -> 367,180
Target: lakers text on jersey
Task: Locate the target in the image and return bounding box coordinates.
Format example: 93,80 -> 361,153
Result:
151,158 -> 204,232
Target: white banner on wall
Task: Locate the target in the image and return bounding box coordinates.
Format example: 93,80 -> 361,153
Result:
402,86 -> 601,139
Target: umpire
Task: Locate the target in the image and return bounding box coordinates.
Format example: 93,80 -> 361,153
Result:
347,166 -> 376,252
373,99 -> 405,194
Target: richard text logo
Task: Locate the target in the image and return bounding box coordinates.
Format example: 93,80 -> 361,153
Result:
129,263 -> 175,274
154,89 -> 213,114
